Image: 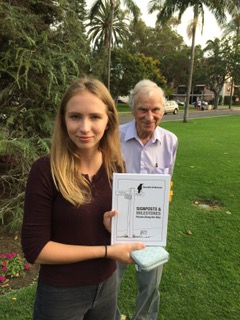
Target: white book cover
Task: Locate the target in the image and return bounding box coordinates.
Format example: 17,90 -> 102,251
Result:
111,173 -> 171,246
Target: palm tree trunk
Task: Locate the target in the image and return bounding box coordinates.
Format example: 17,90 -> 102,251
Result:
229,77 -> 234,109
183,11 -> 198,123
107,0 -> 115,90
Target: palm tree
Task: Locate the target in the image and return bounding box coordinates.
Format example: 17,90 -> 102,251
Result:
203,38 -> 232,109
148,0 -> 227,122
88,0 -> 140,89
221,4 -> 240,108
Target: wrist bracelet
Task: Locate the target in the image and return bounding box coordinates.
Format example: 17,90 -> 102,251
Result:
104,245 -> 108,259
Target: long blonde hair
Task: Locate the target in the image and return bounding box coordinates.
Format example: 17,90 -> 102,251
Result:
50,76 -> 125,206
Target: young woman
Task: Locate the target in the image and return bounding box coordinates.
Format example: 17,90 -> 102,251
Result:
21,76 -> 144,320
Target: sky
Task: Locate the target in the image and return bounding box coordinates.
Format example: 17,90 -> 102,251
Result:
137,3 -> 223,48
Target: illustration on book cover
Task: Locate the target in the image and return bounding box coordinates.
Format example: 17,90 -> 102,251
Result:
111,173 -> 170,246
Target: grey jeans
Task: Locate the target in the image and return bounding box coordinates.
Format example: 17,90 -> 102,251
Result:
33,271 -> 117,320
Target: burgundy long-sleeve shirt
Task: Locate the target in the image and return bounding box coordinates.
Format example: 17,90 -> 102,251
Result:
21,156 -> 116,287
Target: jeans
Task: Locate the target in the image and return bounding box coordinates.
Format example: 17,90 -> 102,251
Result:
33,271 -> 117,320
116,263 -> 163,320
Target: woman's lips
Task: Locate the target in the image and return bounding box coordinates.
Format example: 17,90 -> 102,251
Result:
76,136 -> 92,142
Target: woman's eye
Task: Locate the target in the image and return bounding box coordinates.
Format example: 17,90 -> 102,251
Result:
91,115 -> 101,120
70,115 -> 81,120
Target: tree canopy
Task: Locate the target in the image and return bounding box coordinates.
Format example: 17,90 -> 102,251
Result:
149,0 -> 228,121
0,0 -> 239,133
0,0 -> 90,137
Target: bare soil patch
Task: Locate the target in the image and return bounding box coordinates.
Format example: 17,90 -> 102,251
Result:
194,199 -> 222,211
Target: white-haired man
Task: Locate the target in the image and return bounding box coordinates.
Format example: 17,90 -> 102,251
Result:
116,79 -> 178,320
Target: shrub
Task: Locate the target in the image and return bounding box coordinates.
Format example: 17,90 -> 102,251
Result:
0,252 -> 31,283
0,131 -> 51,233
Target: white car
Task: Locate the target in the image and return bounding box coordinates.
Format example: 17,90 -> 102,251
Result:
176,99 -> 185,106
163,100 -> 179,115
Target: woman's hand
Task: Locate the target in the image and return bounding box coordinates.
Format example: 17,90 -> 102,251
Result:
103,210 -> 118,233
103,210 -> 145,264
107,243 -> 146,264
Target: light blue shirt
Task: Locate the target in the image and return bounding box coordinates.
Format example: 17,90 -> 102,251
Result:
120,120 -> 178,177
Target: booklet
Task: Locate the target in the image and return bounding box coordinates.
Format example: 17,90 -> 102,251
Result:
111,173 -> 171,246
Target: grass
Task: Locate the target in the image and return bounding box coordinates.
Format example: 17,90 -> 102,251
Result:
0,285 -> 35,319
119,115 -> 240,319
117,103 -> 131,112
1,115 -> 240,319
116,103 -> 240,113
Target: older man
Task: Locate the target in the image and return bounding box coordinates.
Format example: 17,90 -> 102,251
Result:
116,79 -> 178,320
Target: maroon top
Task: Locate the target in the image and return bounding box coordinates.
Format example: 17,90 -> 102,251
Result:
21,156 -> 116,287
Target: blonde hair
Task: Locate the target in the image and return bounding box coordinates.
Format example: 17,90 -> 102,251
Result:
50,76 -> 125,206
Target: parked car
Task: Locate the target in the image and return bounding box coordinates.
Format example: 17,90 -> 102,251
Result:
175,99 -> 185,106
201,101 -> 208,108
163,100 -> 179,114
117,96 -> 129,104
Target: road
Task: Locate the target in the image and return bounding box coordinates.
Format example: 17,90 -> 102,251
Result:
118,107 -> 240,124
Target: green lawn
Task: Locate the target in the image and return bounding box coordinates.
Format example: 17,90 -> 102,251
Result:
119,115 -> 240,319
1,115 -> 240,320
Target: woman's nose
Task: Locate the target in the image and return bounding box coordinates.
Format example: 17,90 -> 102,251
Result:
80,119 -> 91,132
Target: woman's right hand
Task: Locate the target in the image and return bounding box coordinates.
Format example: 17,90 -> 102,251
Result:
107,243 -> 145,264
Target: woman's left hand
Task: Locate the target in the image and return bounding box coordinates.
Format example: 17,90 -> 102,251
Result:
103,210 -> 117,233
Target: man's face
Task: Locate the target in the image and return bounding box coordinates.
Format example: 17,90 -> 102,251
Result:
132,89 -> 164,140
